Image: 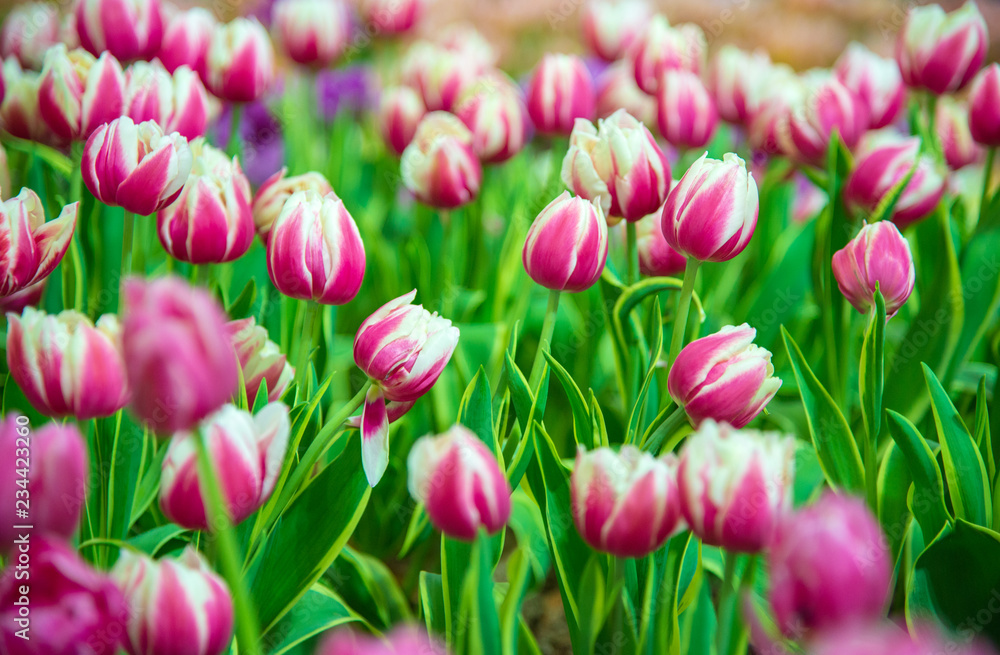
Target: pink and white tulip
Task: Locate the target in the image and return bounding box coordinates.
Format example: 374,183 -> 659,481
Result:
746,64 -> 802,156
353,290 -> 460,486
526,53 -> 596,136
125,60 -> 210,140
75,0 -> 164,61
251,167 -> 334,240
784,74 -> 867,164
360,0 -> 425,36
456,74 -> 530,164
676,419 -> 795,552
523,191 -> 608,292
227,317 -> 294,404
438,24 -> 498,70
400,111 -> 482,209
206,18 -> 275,103
0,188 -> 76,298
969,63 -> 1000,147
895,1 -> 987,95
937,96 -> 983,170
629,17 -> 706,95
834,43 -> 906,130
656,69 -> 718,150
668,324 -> 781,429
1,3 -> 62,70
708,45 -> 771,126
0,59 -> 49,143
318,625 -> 447,655
400,41 -> 481,113
378,86 -> 425,157
636,208 -> 685,277
832,221 -> 915,319
158,7 -> 216,80
581,0 -> 652,62
408,425 -> 512,540
265,189 -> 366,305
0,280 -> 45,315
82,116 -> 193,215
571,445 -> 681,558
808,622 -> 998,655
38,45 -> 125,142
595,60 -> 657,127
272,0 -> 351,67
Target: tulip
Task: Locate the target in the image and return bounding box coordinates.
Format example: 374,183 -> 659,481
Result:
1,2 -> 62,70
265,189 -> 366,304
206,18 -> 275,103
668,324 -> 781,428
937,96 -> 983,170
379,86 -> 425,157
38,45 -> 125,142
82,116 -> 194,216
526,53 -> 595,136
360,0 -> 425,36
400,41 -> 482,113
318,625 -> 447,655
157,140 -> 254,264
122,276 -> 238,433
581,0 -> 652,62
661,152 -> 758,262
160,402 -> 289,530
834,43 -> 906,130
808,622 -> 998,655
523,191 -> 608,292
227,317 -> 294,403
400,111 -> 482,208
438,24 -> 498,69
768,493 -> 891,636
0,188 -> 77,298
896,1 -> 987,95
629,16 -> 706,95
125,60 -> 210,140
656,69 -> 718,150
0,537 -> 127,655
844,133 -> 945,229
455,74 -> 530,164
968,64 -> 1000,147
708,45 -> 771,126
272,0 -> 351,67
832,221 -> 915,319
75,0 -> 164,61
636,209 -> 685,277
158,7 -> 216,80
6,308 -> 130,420
353,290 -> 460,486
251,167 -> 334,240
571,445 -> 681,558
0,58 -> 49,143
595,60 -> 656,127
676,419 -> 795,552
408,425 -> 511,540
0,419 -> 88,550
784,74 -> 867,164
114,548 -> 233,655
746,65 -> 802,156
0,280 -> 45,315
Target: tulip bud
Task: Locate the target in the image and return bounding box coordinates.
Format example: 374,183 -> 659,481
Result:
0,58 -> 49,143
400,111 -> 482,208
596,60 -> 657,127
0,419 -> 88,550
636,208 -> 685,277
656,69 -> 718,150
456,74 -> 530,164
523,191 -> 608,292
125,60 -> 210,140
629,16 -> 706,95
400,42 -> 483,114
526,53 -> 596,136
832,221 -> 915,319
408,425 -> 512,540
82,116 -> 194,215
378,86 -> 425,157
160,402 -> 289,530
0,537 -> 126,654
360,0 -> 425,36
158,7 -> 216,80
227,317 -> 294,403
937,96 -> 983,170
968,63 -> 1000,147
38,45 -> 125,142
122,276 -> 238,433
1,3 -> 62,70
896,1 -> 987,95
808,622 -> 998,655
661,152 -> 758,262
669,324 -> 781,428
0,189 -> 77,298
844,133 -> 945,229
768,493 -> 891,636
785,74 -> 867,164
319,625 -> 447,655
272,0 -> 350,67
76,0 -> 164,61
206,18 -> 275,103
834,43 -> 906,130
746,65 -> 802,156
571,445 -> 681,558
676,419 -> 795,552
708,45 -> 771,126
251,167 -> 334,240
266,189 -> 365,304
581,0 -> 652,62
354,290 -> 459,486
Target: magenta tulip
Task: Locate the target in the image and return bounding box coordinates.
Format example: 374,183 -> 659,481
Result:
785,75 -> 867,164
38,45 -> 125,142
896,1 -> 987,95
937,97 -> 983,170
636,209 -> 685,277
318,625 -> 447,655
0,59 -> 49,143
523,192 -> 608,292
832,221 -> 915,319
656,69 -> 718,150
595,61 -> 657,127
158,7 -> 216,80
359,0 -> 425,36
526,53 -> 595,136
251,168 -> 334,240
227,317 -> 294,404
456,74 -> 531,164
206,18 -> 275,103
378,86 -> 425,157
401,41 -> 482,113
969,64 -> 1000,147
629,16 -> 706,95
75,0 -> 164,61
834,43 -> 906,130
400,111 -> 482,209
125,60 -> 211,140
580,0 -> 652,62
708,45 -> 771,126
1,3 -> 62,70
272,0 -> 351,68
0,188 -> 77,298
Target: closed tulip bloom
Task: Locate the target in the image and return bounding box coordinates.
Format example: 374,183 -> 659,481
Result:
630,16 -> 706,95
360,0 -> 425,36
0,188 -> 77,298
636,208 -> 685,277
676,419 -> 795,552
160,402 -> 289,530
581,0 -> 652,62
968,64 -> 1000,146
38,45 -> 125,142
408,425 -> 512,540
708,45 -> 771,126
768,493 -> 891,636
379,86 -> 425,157
251,167 -> 333,240
668,324 -> 781,428
0,59 -> 49,142
122,276 -> 238,433
318,626 -> 447,655
0,419 -> 88,550
526,53 -> 596,136
656,69 -> 718,150
76,0 -> 164,61
595,60 -> 657,127
400,111 -> 482,208
523,192 -> 608,292
785,74 -> 867,165
114,548 -> 233,655
809,622 -> 999,655
272,0 -> 350,67
832,221 -> 915,319
353,290 -> 459,486
571,446 -> 681,558
227,317 -> 294,403
834,43 -> 906,130
896,1 -> 987,95
455,74 -> 530,164
937,96 -> 983,170
661,152 -> 758,262
438,24 -> 499,70
158,7 -> 216,80
844,134 -> 945,229
6,308 -> 130,420
265,189 -> 365,304
82,116 -> 194,215
400,41 -> 481,113
746,65 -> 802,156
157,140 -> 254,264
125,60 -> 210,140
1,3 -> 62,70
206,18 -> 275,103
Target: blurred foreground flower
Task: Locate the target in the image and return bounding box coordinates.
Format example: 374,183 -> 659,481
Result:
895,1 -> 987,95
523,192 -> 608,292
807,621 -> 998,655
832,221 -> 915,319
318,625 -> 447,655
400,111 -> 482,209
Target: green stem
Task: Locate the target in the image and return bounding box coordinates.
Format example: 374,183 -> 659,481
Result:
981,147 -> 996,220
132,215 -> 148,275
193,429 -> 261,655
716,552 -> 739,655
640,404 -> 687,454
626,221 -> 638,286
226,104 -> 243,160
294,302 -> 321,391
69,234 -> 84,313
668,258 -> 701,364
864,426 -> 878,513
527,289 -> 561,393
119,211 -> 135,312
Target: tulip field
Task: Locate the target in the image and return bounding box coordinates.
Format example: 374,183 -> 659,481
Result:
3,0 -> 1000,653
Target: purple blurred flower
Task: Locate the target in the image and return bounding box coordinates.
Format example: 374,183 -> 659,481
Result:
316,66 -> 377,121
215,101 -> 285,187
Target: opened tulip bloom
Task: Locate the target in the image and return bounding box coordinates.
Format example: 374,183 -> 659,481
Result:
252,167 -> 334,240
360,0 -> 425,36
75,0 -> 164,61
272,0 -> 350,67
0,188 -> 77,298
581,0 -> 651,62
629,16 -> 706,95
408,425 -> 512,540
158,7 -> 216,80
895,1 -> 987,95
832,221 -> 915,319
227,317 -> 294,404
38,45 -> 125,142
708,45 -> 771,126
523,192 -> 608,292
834,43 -> 906,130
1,2 -> 62,70
456,74 -> 530,164
125,60 -> 211,140
526,54 -> 595,136
636,208 -> 685,277
353,290 -> 460,486
400,111 -> 482,209
206,18 -> 275,103
656,69 -> 718,150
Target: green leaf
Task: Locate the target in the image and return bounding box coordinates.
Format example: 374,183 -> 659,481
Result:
543,350 -> 593,448
460,532 -> 502,655
860,289 -> 886,445
885,410 -> 951,539
500,549 -> 535,655
326,546 -> 411,629
127,523 -> 188,557
506,491 -> 551,581
627,296 -> 665,445
227,277 -> 257,320
1,376 -> 47,426
460,366 -> 499,455
877,442 -> 912,564
442,535 -> 473,648
947,224 -> 1000,383
654,533 -> 695,655
419,572 -> 447,636
262,586 -> 365,655
577,555 -> 607,653
869,161 -> 917,224
612,277 -> 704,348
129,441 -> 167,526
976,377 -> 995,486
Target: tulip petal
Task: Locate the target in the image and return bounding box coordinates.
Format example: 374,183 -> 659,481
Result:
253,402 -> 290,502
27,201 -> 77,288
361,385 -> 390,487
